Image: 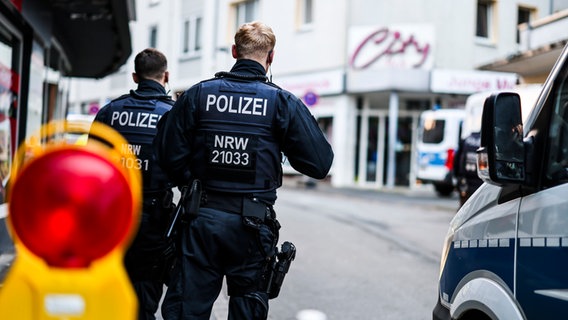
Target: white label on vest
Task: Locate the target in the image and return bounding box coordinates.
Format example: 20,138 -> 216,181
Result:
208,133 -> 255,168
119,143 -> 149,171
205,94 -> 267,116
121,143 -> 142,155
214,135 -> 249,150
110,111 -> 161,128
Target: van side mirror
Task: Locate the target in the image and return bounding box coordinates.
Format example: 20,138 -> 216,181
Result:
477,92 -> 525,184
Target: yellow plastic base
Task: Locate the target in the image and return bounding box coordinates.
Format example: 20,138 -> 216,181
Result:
0,245 -> 137,320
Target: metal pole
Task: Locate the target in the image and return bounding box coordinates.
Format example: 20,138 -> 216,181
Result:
387,91 -> 399,188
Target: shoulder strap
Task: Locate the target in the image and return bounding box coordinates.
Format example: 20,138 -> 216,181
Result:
129,90 -> 175,104
214,71 -> 268,82
213,71 -> 282,90
110,93 -> 131,103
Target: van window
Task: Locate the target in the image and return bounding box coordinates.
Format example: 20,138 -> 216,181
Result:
546,64 -> 568,183
422,119 -> 445,144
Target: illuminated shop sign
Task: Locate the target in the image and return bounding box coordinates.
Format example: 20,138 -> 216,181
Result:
431,69 -> 518,94
277,69 -> 344,100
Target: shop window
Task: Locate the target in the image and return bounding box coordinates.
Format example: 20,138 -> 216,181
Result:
0,24 -> 19,203
26,41 -> 45,137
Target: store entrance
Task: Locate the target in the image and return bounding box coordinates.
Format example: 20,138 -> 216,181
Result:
393,116 -> 414,186
356,110 -> 419,188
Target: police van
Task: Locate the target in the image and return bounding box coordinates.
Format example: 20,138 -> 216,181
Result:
417,108 -> 465,196
433,44 -> 568,319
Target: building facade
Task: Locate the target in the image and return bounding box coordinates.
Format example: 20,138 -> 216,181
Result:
68,0 -> 568,190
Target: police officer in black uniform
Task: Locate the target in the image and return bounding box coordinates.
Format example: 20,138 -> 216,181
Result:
154,21 -> 334,320
454,131 -> 483,206
91,48 -> 175,320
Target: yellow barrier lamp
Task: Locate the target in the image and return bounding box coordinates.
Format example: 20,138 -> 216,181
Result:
0,120 -> 141,319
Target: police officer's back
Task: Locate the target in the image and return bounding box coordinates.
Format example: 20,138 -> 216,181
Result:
90,48 -> 175,320
154,21 -> 333,320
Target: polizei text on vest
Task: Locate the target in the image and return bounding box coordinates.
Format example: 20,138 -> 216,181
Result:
111,111 -> 162,128
206,94 -> 268,116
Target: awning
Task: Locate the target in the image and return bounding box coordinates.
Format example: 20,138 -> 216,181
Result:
24,0 -> 136,79
478,40 -> 567,79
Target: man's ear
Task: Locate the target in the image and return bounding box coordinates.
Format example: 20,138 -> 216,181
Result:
232,45 -> 238,59
132,73 -> 139,84
164,71 -> 169,84
267,50 -> 274,64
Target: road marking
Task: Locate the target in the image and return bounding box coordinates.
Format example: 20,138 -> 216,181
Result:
296,309 -> 327,320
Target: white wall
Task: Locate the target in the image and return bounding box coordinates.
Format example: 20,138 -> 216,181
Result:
326,95 -> 357,187
345,0 -> 555,70
67,0 -> 568,190
260,0 -> 349,76
70,0 -> 566,109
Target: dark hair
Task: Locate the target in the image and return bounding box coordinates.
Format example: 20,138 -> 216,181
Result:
134,48 -> 167,81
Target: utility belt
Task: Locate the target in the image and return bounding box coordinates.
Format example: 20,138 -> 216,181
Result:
202,191 -> 277,228
181,185 -> 291,299
143,189 -> 174,207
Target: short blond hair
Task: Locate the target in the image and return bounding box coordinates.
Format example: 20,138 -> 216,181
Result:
234,21 -> 276,60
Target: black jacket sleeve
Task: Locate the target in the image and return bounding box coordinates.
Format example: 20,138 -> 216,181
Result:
276,91 -> 334,179
153,88 -> 197,186
88,104 -> 111,145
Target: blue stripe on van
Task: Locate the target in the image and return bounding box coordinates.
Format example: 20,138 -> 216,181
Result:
440,238 -> 568,319
418,152 -> 446,166
439,239 -> 514,305
516,245 -> 568,319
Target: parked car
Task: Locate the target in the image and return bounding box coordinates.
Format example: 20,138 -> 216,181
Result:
65,113 -> 95,145
416,108 -> 464,197
433,43 -> 568,320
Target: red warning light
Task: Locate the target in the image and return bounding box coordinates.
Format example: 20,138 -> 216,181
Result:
9,148 -> 135,268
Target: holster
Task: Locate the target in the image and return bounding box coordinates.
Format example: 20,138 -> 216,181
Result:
165,180 -> 202,239
184,179 -> 202,221
264,241 -> 296,299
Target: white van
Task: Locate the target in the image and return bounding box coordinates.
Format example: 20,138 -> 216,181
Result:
461,84 -> 542,142
416,108 -> 464,196
454,85 -> 542,205
433,44 -> 568,319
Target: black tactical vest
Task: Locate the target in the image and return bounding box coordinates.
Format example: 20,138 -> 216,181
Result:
105,92 -> 174,192
191,76 -> 282,193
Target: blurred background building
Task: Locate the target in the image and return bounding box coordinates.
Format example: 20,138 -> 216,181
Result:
68,0 -> 568,190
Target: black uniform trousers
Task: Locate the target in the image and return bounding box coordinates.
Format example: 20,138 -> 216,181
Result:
161,206 -> 276,320
125,191 -> 174,320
